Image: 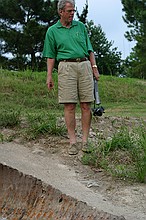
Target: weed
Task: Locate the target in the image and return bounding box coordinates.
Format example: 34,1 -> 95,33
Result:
81,124 -> 146,183
0,109 -> 21,128
0,133 -> 4,143
104,125 -> 146,182
81,142 -> 97,166
130,126 -> 146,182
25,112 -> 66,140
103,126 -> 133,153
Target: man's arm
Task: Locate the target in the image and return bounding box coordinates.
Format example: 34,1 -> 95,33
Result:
46,58 -> 55,90
89,52 -> 100,81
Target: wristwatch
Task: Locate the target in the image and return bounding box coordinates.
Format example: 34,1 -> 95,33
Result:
92,64 -> 97,68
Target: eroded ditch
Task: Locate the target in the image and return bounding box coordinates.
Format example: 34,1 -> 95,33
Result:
0,163 -> 125,220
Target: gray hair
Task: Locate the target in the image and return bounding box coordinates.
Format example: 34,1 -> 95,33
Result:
57,0 -> 75,13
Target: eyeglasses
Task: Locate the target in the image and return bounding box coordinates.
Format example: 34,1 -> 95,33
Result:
64,9 -> 76,13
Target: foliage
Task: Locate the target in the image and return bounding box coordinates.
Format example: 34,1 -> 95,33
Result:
87,21 -> 122,76
0,69 -> 61,111
2,0 -> 146,78
0,69 -> 65,140
0,109 -> 21,127
81,125 -> 146,183
25,112 -> 66,140
0,70 -> 146,115
76,0 -> 88,24
0,0 -> 58,70
99,75 -> 146,104
76,1 -> 123,76
0,0 -> 123,76
121,0 -> 146,79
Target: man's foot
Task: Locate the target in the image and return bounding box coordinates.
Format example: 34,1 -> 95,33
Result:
68,143 -> 79,155
82,142 -> 92,153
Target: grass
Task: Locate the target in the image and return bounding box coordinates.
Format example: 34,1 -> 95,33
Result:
0,69 -> 146,182
98,75 -> 146,118
0,109 -> 21,127
100,76 -> 146,103
1,69 -> 146,117
0,69 -> 61,112
0,69 -> 65,140
25,112 -> 66,140
82,125 -> 146,183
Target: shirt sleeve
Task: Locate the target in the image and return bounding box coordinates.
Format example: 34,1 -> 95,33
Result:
42,28 -> 57,58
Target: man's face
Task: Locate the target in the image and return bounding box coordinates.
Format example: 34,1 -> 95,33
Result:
60,3 -> 76,23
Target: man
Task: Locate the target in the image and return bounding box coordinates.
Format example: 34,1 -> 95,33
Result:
43,0 -> 100,155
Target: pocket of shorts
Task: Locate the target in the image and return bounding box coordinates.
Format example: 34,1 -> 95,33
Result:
85,61 -> 93,75
58,62 -> 70,75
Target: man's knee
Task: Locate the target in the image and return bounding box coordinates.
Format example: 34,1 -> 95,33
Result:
80,102 -> 91,112
64,103 -> 76,112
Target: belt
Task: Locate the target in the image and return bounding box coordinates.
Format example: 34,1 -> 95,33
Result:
59,57 -> 88,62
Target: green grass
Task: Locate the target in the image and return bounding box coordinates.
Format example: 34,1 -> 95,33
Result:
25,112 -> 66,140
82,125 -> 146,183
98,75 -> 146,118
100,76 -> 146,103
1,69 -> 146,117
0,69 -> 65,140
0,109 -> 21,127
0,69 -> 146,182
0,69 -> 61,113
104,103 -> 146,118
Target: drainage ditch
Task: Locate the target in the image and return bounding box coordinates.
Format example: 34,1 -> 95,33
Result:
0,163 -> 126,220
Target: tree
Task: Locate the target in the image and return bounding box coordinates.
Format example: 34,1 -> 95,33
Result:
121,0 -> 146,79
0,0 -> 59,70
76,0 -> 88,24
76,2 -> 122,76
0,0 -> 122,74
123,50 -> 141,78
86,21 -> 122,76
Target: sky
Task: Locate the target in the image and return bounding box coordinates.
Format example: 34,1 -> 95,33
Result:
75,0 -> 135,58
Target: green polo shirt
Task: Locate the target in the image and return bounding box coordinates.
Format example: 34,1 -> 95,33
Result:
43,20 -> 93,61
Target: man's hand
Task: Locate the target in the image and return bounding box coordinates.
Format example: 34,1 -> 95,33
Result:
46,76 -> 54,90
46,58 -> 55,90
93,68 -> 100,81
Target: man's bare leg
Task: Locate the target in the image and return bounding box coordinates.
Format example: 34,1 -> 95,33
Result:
64,103 -> 76,144
80,102 -> 92,144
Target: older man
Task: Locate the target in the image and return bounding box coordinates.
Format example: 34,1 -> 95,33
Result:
43,0 -> 100,155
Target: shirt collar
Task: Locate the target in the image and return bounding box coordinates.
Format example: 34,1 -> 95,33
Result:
56,20 -> 78,28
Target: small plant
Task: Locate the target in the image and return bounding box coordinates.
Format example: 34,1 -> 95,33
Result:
130,126 -> 146,182
104,125 -> 146,182
25,112 -> 66,139
81,124 -> 146,183
81,142 -> 97,166
103,126 -> 133,154
0,133 -> 4,143
0,110 -> 21,128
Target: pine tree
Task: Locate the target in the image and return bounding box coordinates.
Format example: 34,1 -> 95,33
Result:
76,0 -> 88,24
121,0 -> 146,78
87,20 -> 122,76
0,0 -> 58,70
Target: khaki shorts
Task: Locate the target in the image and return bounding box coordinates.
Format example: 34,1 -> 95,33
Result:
58,60 -> 94,103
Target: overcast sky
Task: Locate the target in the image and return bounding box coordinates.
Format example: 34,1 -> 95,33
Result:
75,0 -> 135,58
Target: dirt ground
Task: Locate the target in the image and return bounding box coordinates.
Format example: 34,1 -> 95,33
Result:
1,115 -> 146,219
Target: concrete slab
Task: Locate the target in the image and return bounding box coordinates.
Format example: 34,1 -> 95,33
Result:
0,142 -> 145,219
